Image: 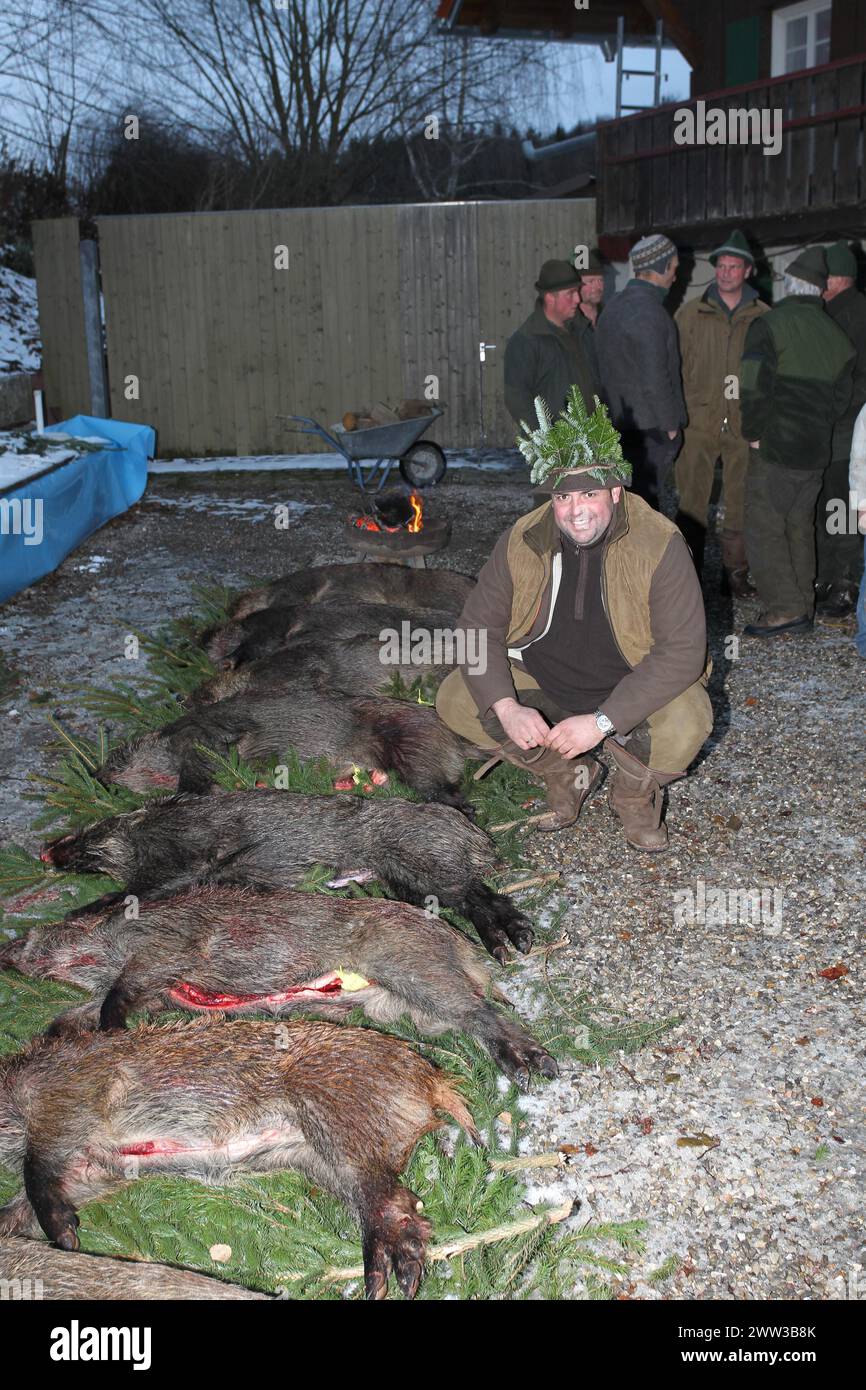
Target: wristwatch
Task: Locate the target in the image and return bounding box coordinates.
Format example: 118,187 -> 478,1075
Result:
594,710 -> 615,737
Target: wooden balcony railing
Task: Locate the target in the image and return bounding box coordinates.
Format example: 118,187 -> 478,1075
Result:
596,54 -> 866,237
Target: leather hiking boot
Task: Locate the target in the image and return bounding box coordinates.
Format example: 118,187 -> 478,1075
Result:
816,583 -> 858,619
720,530 -> 757,598
474,740 -> 604,831
606,740 -> 676,853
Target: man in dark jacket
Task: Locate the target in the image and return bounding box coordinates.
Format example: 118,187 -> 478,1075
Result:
436,391 -> 712,854
740,246 -> 855,637
503,260 -> 599,430
595,233 -> 687,510
817,241 -> 866,617
576,248 -> 606,328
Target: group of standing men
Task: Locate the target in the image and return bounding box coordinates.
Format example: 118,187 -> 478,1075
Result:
503,229 -> 866,637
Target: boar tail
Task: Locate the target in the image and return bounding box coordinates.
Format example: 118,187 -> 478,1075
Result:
433,1074 -> 482,1147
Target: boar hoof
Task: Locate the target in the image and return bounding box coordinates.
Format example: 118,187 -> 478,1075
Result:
363,1188 -> 431,1301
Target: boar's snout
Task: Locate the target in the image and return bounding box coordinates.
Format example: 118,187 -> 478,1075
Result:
40,834 -> 77,867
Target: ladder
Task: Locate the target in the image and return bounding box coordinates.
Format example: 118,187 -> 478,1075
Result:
613,15 -> 664,119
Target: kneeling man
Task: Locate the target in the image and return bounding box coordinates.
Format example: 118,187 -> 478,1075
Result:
437,390 -> 713,851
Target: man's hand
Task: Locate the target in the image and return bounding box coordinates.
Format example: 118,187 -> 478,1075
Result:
666,429 -> 679,441
492,697 -> 550,751
546,714 -> 603,759
749,439 -> 760,449
858,505 -> 866,535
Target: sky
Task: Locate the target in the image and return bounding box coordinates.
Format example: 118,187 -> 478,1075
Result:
546,41 -> 693,129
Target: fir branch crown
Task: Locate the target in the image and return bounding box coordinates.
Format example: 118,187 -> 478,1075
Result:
516,387 -> 631,488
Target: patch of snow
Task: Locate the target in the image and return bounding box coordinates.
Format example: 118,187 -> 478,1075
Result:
74,555 -> 110,573
0,258 -> 40,375
147,495 -> 323,521
149,448 -> 523,476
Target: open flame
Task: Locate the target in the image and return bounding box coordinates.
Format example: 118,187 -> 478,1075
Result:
407,493 -> 423,532
351,492 -> 424,533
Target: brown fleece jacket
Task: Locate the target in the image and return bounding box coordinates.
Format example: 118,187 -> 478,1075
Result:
457,492 -> 708,734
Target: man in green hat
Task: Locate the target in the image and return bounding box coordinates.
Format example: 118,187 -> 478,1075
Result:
674,228 -> 768,596
436,388 -> 712,853
816,241 -> 866,617
739,246 -> 856,637
503,259 -> 599,428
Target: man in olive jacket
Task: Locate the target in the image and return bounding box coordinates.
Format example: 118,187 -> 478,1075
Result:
436,398 -> 712,853
504,260 -> 599,429
817,241 -> 866,616
674,228 -> 768,595
740,246 -> 855,637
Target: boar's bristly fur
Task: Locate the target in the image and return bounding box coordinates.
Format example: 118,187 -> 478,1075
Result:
229,562 -> 474,622
0,1018 -> 478,1299
39,792 -> 533,963
203,600 -> 455,669
0,1237 -> 270,1299
98,691 -> 475,812
0,886 -> 556,1085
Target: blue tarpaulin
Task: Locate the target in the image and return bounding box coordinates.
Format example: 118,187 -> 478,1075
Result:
0,415 -> 153,605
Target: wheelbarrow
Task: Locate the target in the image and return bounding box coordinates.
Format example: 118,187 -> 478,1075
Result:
278,406 -> 447,494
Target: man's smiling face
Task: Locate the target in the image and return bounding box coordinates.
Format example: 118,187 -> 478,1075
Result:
552,484 -> 622,547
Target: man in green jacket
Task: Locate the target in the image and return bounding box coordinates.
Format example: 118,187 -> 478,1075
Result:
504,260 -> 599,429
436,390 -> 712,854
674,228 -> 768,596
739,246 -> 855,637
816,241 -> 866,617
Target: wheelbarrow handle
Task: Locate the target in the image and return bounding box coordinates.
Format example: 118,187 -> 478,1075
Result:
275,414 -> 343,452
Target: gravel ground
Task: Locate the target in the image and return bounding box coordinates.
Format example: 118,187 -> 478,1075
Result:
0,454 -> 863,1301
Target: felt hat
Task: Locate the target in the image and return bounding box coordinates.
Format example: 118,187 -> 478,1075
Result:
825,241 -> 857,278
575,248 -> 606,278
709,228 -> 755,266
786,245 -> 828,289
535,259 -> 583,294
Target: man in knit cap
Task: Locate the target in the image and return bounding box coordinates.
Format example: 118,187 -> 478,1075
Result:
816,241 -> 866,617
436,388 -> 712,854
739,246 -> 855,637
595,233 -> 686,510
504,259 -> 599,429
674,228 -> 768,596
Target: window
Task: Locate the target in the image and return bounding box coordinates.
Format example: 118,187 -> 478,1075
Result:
771,1 -> 832,75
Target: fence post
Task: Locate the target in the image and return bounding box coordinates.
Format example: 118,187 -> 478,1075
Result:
79,238 -> 109,417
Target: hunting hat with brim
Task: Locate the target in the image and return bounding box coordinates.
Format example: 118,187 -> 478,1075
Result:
826,241 -> 857,278
786,245 -> 828,289
575,249 -> 606,278
516,387 -> 632,492
709,228 -> 755,266
535,259 -> 583,294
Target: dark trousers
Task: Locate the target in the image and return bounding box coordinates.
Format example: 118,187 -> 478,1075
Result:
816,454 -> 865,588
620,428 -> 680,511
744,453 -> 823,620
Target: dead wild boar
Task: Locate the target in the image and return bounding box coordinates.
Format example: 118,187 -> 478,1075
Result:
190,631 -> 450,707
230,561 -> 475,621
204,600 -> 455,669
97,690 -> 474,811
39,790 -> 533,963
0,1018 -> 478,1299
0,1236 -> 269,1299
0,886 -> 556,1086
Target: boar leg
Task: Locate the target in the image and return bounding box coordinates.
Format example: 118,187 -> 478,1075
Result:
43,1001 -> 104,1039
360,1184 -> 431,1301
64,890 -> 126,921
0,1190 -> 44,1239
99,962 -> 161,1030
23,1149 -> 80,1250
473,1004 -> 559,1088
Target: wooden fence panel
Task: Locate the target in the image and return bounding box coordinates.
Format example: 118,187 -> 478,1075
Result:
31,219 -> 90,420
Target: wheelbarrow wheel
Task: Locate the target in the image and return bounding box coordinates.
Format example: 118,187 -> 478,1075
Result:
399,442 -> 447,489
